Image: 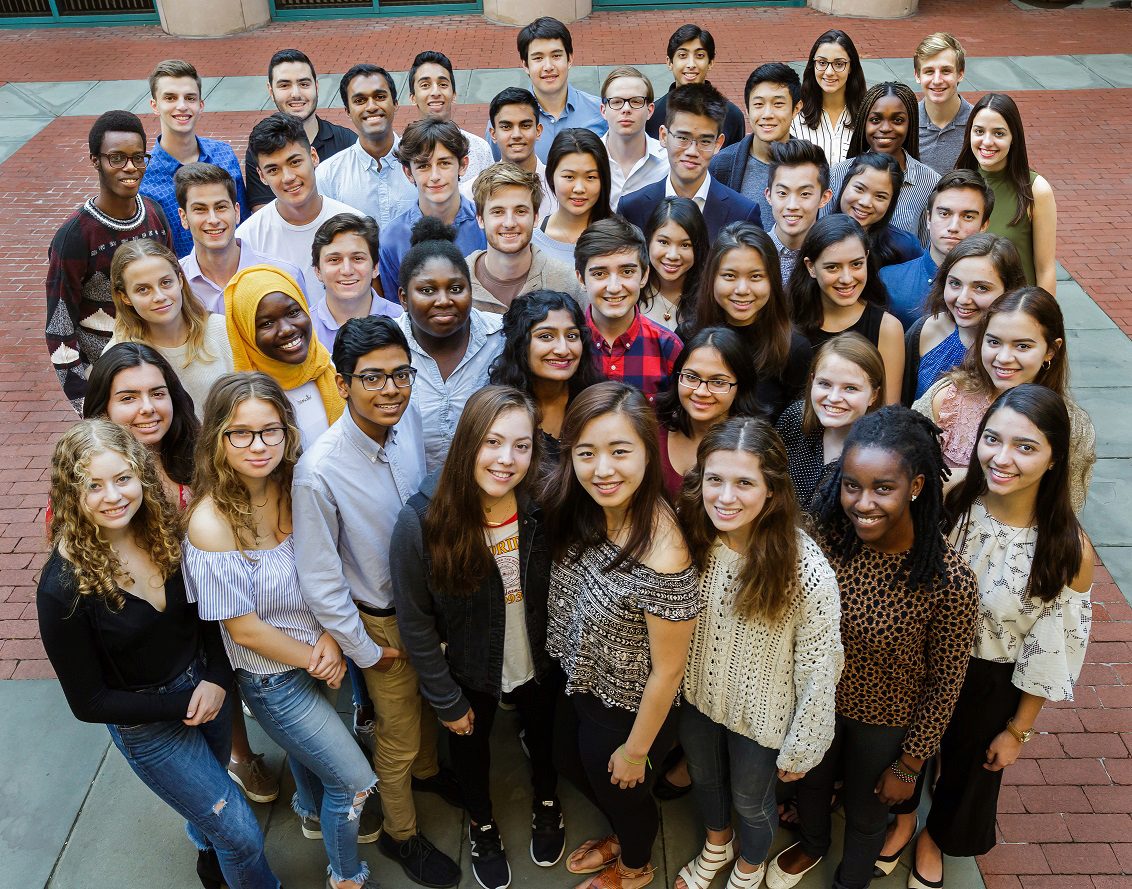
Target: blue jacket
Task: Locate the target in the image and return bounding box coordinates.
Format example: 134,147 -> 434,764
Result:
618,178 -> 762,241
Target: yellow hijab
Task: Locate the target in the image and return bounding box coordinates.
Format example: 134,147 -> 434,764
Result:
224,265 -> 344,425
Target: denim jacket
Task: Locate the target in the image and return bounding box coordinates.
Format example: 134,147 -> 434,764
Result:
389,472 -> 553,721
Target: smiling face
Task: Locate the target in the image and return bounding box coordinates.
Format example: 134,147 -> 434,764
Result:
269,60 -> 318,122
747,80 -> 799,144
572,410 -> 648,514
523,37 -> 571,101
649,220 -> 695,286
475,406 -> 535,503
490,102 -> 542,166
406,142 -> 466,212
179,181 -> 239,253
582,249 -> 646,327
106,362 -> 173,448
479,185 -> 536,256
345,73 -> 396,142
315,231 -> 378,302
806,235 -> 869,310
118,255 -> 184,328
839,167 -> 895,231
813,42 -> 851,96
926,187 -> 987,260
917,49 -> 964,107
840,444 -> 923,551
678,345 -> 738,426
668,39 -> 713,86
977,405 -> 1053,500
223,397 -> 287,479
94,131 -> 147,201
601,76 -> 653,139
864,94 -> 910,156
943,255 -> 1006,332
970,108 -> 1013,173
150,75 -> 202,137
81,449 -> 144,533
980,310 -> 1058,392
661,111 -> 723,190
810,353 -> 878,431
337,344 -> 414,440
254,292 -> 312,364
702,449 -> 770,547
527,308 -> 583,383
256,140 -> 318,210
400,256 -> 472,340
551,151 -> 602,218
410,62 -> 456,122
713,245 -> 772,326
768,163 -> 831,242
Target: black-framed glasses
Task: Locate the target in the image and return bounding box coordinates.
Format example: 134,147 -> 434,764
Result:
813,58 -> 850,73
677,372 -> 737,394
666,132 -> 719,153
604,96 -> 649,111
99,152 -> 151,169
223,427 -> 287,448
341,368 -> 417,391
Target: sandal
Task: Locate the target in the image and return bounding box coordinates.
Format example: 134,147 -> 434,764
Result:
677,835 -> 736,889
567,835 -> 621,875
727,861 -> 767,888
586,860 -> 655,889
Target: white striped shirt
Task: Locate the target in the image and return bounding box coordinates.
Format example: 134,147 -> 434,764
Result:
790,107 -> 853,166
827,154 -> 942,244
183,536 -> 325,675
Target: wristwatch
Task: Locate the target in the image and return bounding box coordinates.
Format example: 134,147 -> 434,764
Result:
1006,719 -> 1034,744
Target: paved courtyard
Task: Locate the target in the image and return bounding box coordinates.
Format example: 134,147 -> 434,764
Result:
0,1 -> 1129,887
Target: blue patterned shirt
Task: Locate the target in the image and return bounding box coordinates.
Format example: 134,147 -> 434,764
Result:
486,85 -> 607,163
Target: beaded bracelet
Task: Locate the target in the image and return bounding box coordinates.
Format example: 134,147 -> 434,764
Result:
889,761 -> 918,784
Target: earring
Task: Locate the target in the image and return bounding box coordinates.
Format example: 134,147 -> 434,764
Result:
1043,359 -> 1052,370
911,494 -> 918,501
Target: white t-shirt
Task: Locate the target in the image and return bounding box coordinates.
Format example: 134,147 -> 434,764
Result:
486,514 -> 534,693
285,380 -> 330,450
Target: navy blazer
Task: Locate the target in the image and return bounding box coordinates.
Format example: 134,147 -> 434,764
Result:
618,177 -> 763,241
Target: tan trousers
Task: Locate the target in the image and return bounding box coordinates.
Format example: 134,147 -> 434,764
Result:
357,610 -> 439,840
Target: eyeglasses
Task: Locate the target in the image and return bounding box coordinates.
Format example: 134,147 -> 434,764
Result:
99,152 -> 151,169
677,372 -> 737,394
604,96 -> 649,111
223,427 -> 287,448
667,132 -> 719,154
341,368 -> 418,391
813,58 -> 850,73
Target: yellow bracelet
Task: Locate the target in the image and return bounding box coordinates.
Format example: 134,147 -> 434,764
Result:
619,745 -> 651,768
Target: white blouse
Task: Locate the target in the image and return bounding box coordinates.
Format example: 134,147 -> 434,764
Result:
790,107 -> 853,166
950,500 -> 1092,702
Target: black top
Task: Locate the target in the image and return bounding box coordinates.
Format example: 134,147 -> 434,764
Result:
244,115 -> 358,209
806,301 -> 886,352
901,315 -> 928,407
775,399 -> 834,511
646,82 -> 747,148
756,328 -> 814,424
37,551 -> 231,725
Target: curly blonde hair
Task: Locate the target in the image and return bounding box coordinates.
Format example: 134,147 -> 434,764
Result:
48,419 -> 182,610
188,372 -> 301,556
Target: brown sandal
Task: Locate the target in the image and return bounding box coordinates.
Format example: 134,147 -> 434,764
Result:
566,835 -> 621,874
587,860 -> 656,889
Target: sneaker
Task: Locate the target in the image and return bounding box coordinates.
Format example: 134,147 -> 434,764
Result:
378,831 -> 460,888
358,790 -> 383,844
469,821 -> 511,889
353,707 -> 376,756
301,814 -> 322,840
412,768 -> 464,809
530,798 -> 565,867
227,753 -> 279,804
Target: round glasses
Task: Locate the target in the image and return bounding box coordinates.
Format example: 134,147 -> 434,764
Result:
813,58 -> 850,73
99,152 -> 151,169
223,427 -> 287,448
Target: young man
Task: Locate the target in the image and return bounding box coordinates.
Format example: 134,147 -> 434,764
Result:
244,49 -> 357,212
236,112 -> 363,304
139,59 -> 247,258
879,169 -> 993,326
293,315 -> 462,889
710,62 -> 802,228
407,51 -> 495,184
914,33 -> 972,175
646,24 -> 747,147
765,139 -> 833,286
310,213 -> 402,349
466,162 -> 584,314
619,83 -> 762,241
317,64 -> 417,229
577,216 -> 682,401
379,119 -> 487,299
479,87 -> 556,219
46,110 -> 172,411
600,66 -> 668,208
176,162 -> 306,314
488,16 -> 606,163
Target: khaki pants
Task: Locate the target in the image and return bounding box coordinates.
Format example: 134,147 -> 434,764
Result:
356,610 -> 439,840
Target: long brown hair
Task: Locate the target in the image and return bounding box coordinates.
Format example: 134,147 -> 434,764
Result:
423,386 -> 541,595
924,233 -> 1024,318
956,93 -> 1034,227
679,416 -> 801,622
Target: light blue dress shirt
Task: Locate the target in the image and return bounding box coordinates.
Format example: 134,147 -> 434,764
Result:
486,85 -> 608,164
180,238 -> 307,315
315,138 -> 417,230
377,197 -> 487,299
309,290 -> 403,353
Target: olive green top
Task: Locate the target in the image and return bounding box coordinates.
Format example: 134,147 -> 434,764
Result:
981,167 -> 1038,285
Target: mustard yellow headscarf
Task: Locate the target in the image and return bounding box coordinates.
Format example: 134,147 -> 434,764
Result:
224,265 -> 344,425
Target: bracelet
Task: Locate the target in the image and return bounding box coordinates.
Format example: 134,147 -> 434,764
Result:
619,745 -> 651,769
898,755 -> 923,776
1005,719 -> 1034,744
889,761 -> 918,784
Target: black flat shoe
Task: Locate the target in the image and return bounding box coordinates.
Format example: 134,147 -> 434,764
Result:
652,769 -> 693,801
196,848 -> 225,889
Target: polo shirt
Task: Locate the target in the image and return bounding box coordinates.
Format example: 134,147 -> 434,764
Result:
377,198 -> 487,298
310,290 -> 403,352
315,136 -> 416,229
487,86 -> 607,164
181,239 -> 307,314
244,115 -> 357,209
140,135 -> 248,258
585,306 -> 683,401
878,251 -> 938,329
918,97 -> 973,176
604,133 -> 668,209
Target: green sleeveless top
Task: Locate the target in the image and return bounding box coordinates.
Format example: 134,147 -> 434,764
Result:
981,168 -> 1038,285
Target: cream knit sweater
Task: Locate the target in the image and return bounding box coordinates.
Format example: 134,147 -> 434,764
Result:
683,531 -> 844,774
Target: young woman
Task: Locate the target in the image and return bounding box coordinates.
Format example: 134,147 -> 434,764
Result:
674,416 -> 844,889
36,419 -> 278,889
766,406 -> 978,889
789,215 -> 904,405
775,333 -> 884,511
834,152 -> 923,268
489,289 -> 602,466
223,265 -> 344,449
882,385 -> 1093,889
688,222 -> 813,422
531,129 -> 613,269
957,93 -> 1057,293
641,197 -> 710,332
903,233 -> 1025,403
390,386 -> 563,889
913,287 -> 1095,508
183,372 -> 379,889
543,381 -> 700,889
654,326 -> 762,498
790,29 -> 866,166
108,239 -> 234,418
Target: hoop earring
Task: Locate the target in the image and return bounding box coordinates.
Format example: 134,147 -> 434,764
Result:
1043,359 -> 1052,370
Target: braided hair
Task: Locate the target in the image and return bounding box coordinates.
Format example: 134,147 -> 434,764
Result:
811,405 -> 950,590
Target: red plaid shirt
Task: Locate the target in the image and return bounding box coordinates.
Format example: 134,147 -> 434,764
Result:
585,306 -> 683,401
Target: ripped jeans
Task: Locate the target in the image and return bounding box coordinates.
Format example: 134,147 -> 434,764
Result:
238,667 -> 377,885
108,660 -> 278,889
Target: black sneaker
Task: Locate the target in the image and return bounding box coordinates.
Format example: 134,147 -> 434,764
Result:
412,768 -> 464,809
469,821 -> 511,889
529,798 -> 566,867
377,831 -> 460,888
357,791 -> 383,844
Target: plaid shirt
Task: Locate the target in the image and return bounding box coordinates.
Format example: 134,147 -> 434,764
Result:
585,306 -> 683,401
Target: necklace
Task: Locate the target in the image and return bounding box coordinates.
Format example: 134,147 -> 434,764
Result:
83,196 -> 146,232
657,293 -> 678,322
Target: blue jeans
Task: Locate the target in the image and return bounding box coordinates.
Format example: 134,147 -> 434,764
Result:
238,667 -> 377,884
680,702 -> 780,866
108,660 -> 278,889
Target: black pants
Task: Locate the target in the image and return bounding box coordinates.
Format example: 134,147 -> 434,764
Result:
447,674 -> 561,825
555,691 -> 679,870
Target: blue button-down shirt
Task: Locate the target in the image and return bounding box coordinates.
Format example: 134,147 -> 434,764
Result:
180,238 -> 307,315
397,309 -> 503,472
378,197 -> 487,299
486,85 -> 607,164
310,290 -> 403,353
141,135 -> 248,258
292,405 -> 427,666
315,138 -> 417,230
879,250 -> 938,329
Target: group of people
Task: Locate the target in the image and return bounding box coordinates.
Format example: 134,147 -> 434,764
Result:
37,15 -> 1094,889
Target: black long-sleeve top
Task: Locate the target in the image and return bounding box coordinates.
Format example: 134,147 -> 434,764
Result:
36,550 -> 232,725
